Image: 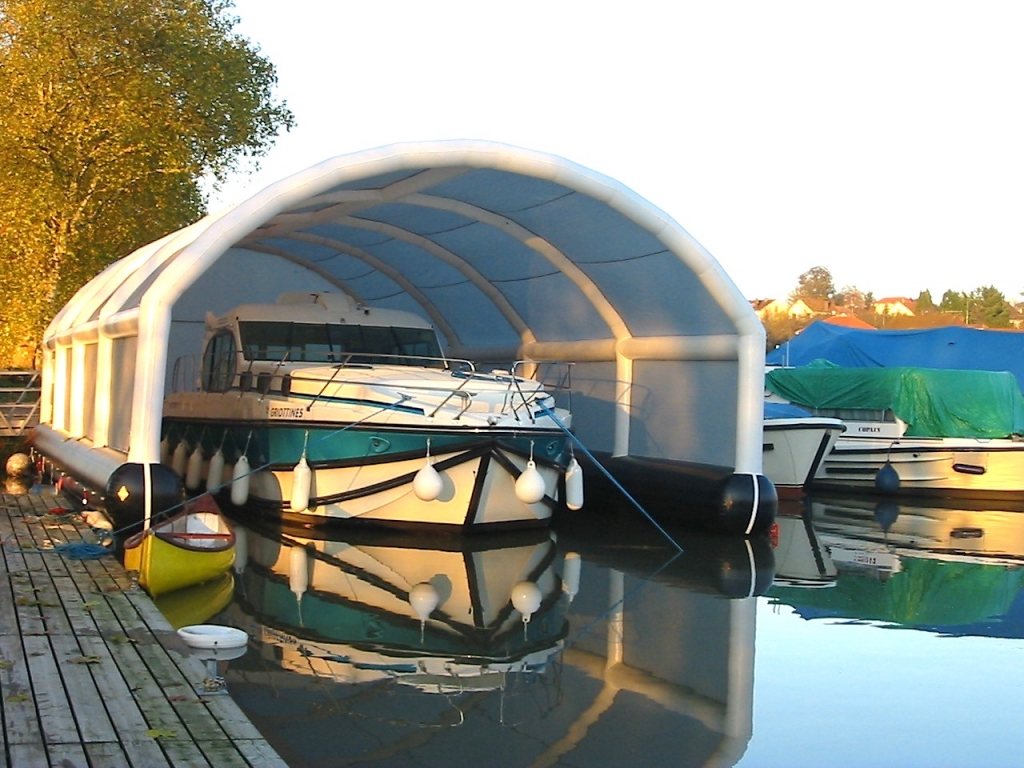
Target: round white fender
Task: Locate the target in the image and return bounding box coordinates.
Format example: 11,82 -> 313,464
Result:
564,457 -> 584,510
511,580 -> 542,623
409,582 -> 440,622
413,462 -> 443,501
230,455 -> 250,506
206,448 -> 225,492
515,460 -> 546,504
177,624 -> 248,649
290,454 -> 312,512
185,446 -> 204,491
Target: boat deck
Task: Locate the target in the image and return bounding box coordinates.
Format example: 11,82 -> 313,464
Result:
0,490 -> 286,767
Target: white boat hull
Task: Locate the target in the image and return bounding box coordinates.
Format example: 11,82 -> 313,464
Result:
813,435 -> 1024,500
163,385 -> 572,531
243,442 -> 561,528
762,417 -> 844,496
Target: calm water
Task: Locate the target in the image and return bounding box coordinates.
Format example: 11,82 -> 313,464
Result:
169,494 -> 1024,768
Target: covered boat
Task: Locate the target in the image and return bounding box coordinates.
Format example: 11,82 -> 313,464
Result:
767,321 -> 1024,393
122,495 -> 236,597
765,364 -> 1024,501
162,291 -> 579,531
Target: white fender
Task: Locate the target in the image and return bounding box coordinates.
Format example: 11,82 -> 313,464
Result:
159,436 -> 171,465
171,441 -> 188,477
413,462 -> 443,501
289,544 -> 309,601
290,455 -> 312,512
206,448 -> 225,492
561,551 -> 582,603
410,581 -> 440,641
185,446 -> 204,491
409,582 -> 440,622
230,455 -> 250,506
232,525 -> 248,574
564,457 -> 584,510
515,460 -> 546,504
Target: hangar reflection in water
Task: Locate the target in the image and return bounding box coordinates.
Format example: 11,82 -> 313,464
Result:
205,509 -> 773,768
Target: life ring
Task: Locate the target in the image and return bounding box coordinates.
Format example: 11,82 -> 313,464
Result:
177,624 -> 248,649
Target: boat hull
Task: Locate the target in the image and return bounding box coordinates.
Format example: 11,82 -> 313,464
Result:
162,416 -> 571,531
762,417 -> 844,496
812,436 -> 1024,501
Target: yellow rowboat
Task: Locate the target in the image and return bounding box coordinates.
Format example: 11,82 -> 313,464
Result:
123,495 -> 235,597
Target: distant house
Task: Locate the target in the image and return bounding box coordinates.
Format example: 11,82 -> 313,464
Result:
751,298 -> 791,318
751,297 -> 830,319
873,297 -> 916,317
795,298 -> 830,316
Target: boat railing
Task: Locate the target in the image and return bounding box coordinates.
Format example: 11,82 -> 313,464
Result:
0,370 -> 41,437
170,353 -> 573,419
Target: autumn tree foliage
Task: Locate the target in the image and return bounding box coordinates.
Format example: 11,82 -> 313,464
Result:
0,0 -> 294,366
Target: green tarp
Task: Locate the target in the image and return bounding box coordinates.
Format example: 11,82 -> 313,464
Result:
765,363 -> 1024,439
769,557 -> 1024,628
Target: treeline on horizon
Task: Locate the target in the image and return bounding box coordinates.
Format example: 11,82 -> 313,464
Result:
761,266 -> 1021,350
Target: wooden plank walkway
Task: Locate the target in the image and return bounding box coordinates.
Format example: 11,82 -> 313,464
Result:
0,491 -> 288,768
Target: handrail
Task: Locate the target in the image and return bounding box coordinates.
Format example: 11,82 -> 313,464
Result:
0,370 -> 42,436
166,354 -> 574,423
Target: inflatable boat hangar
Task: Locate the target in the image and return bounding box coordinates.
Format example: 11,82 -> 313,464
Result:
29,140 -> 775,534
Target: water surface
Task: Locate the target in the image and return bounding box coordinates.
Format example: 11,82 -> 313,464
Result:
181,495 -> 1024,767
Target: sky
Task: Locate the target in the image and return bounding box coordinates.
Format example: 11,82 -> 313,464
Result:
208,1 -> 1024,303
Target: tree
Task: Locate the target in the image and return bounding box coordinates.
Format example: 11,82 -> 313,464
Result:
834,284 -> 867,311
790,266 -> 835,301
915,290 -> 936,313
939,290 -> 967,316
0,0 -> 294,367
971,285 -> 1012,328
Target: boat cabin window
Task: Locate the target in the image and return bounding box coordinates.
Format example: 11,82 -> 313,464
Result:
237,322 -> 445,366
812,407 -> 896,423
201,330 -> 238,392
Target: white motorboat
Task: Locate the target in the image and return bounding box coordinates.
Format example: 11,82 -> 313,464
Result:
766,365 -> 1024,503
762,401 -> 844,497
162,292 -> 582,531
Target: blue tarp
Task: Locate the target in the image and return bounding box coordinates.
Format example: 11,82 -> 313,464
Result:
767,322 -> 1024,391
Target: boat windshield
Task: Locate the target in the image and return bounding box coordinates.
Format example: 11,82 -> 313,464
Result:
237,322 -> 445,366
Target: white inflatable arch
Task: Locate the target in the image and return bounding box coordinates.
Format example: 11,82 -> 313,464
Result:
33,141 -> 770,531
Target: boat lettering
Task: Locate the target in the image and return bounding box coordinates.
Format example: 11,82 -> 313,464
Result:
269,406 -> 305,419
857,426 -> 881,433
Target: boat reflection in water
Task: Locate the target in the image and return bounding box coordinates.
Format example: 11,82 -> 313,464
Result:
224,524 -> 567,694
185,505 -> 773,768
771,499 -> 838,589
768,494 -> 1024,634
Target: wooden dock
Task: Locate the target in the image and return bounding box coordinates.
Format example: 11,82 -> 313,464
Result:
0,491 -> 287,767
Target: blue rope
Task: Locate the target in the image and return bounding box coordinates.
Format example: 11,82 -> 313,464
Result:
52,541 -> 111,560
537,403 -> 683,553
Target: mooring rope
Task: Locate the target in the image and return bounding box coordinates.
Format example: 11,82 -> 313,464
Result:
537,403 -> 683,553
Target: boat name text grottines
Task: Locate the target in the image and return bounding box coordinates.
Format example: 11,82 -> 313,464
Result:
269,406 -> 305,419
